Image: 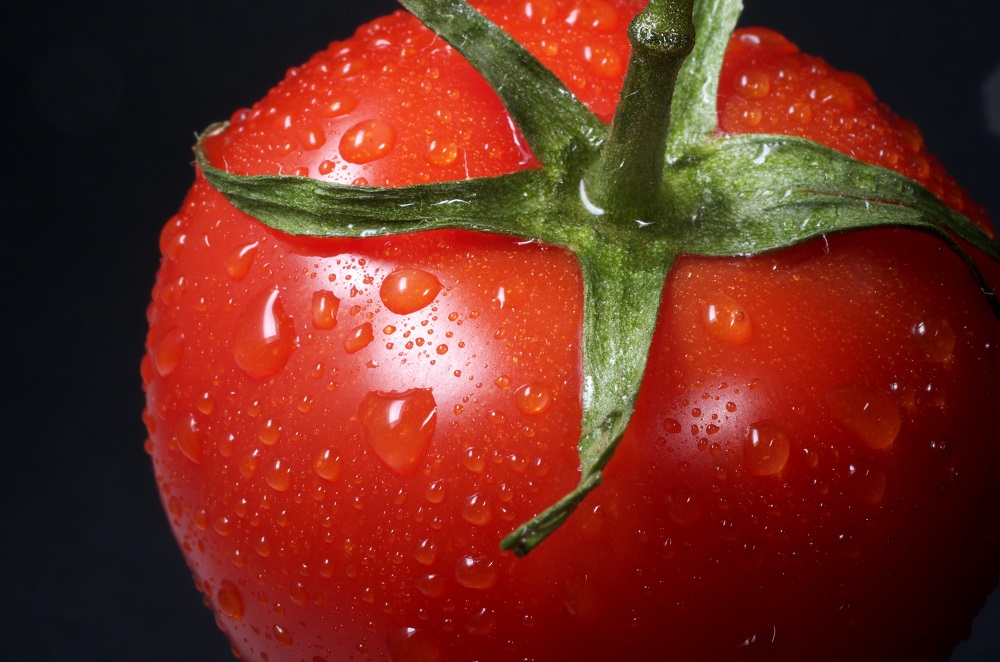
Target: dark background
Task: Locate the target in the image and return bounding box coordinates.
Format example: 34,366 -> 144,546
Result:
5,1 -> 999,660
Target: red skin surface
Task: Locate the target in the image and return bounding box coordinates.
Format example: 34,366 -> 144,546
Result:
144,1 -> 1000,659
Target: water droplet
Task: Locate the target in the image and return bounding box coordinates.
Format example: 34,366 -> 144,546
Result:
380,268 -> 442,314
514,383 -> 553,415
736,69 -> 771,99
176,412 -> 202,463
339,119 -> 396,163
461,493 -> 493,526
226,241 -> 259,280
744,421 -> 791,476
702,293 -> 753,345
466,607 -> 495,636
344,322 -> 374,354
314,449 -> 341,481
414,573 -> 445,598
233,289 -> 297,379
155,327 -> 185,376
217,580 -> 244,620
312,290 -> 340,330
665,487 -> 703,524
196,392 -> 215,415
387,627 -> 443,662
582,44 -> 622,77
930,438 -> 953,458
320,94 -> 359,118
912,318 -> 956,363
265,458 -> 293,491
662,418 -> 682,434
299,127 -> 325,151
258,419 -> 280,446
850,463 -> 887,504
413,539 -> 437,566
462,447 -> 485,472
273,623 -> 293,645
359,389 -> 437,475
426,140 -> 458,166
455,555 -> 498,589
425,479 -> 445,503
828,384 -> 901,449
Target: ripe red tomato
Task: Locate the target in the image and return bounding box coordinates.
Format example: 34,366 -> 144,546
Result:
143,0 -> 1000,659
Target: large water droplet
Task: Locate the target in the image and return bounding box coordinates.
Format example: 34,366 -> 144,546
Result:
226,241 -> 259,280
314,448 -> 342,481
744,421 -> 791,476
175,413 -> 202,464
155,327 -> 185,377
265,458 -> 293,492
912,317 -> 956,363
828,384 -> 901,449
514,383 -> 553,415
461,493 -> 493,526
379,268 -> 442,315
344,322 -> 374,354
312,290 -> 340,330
217,580 -> 244,621
455,555 -> 498,589
665,487 -> 704,524
359,389 -> 437,475
233,289 -> 297,379
339,119 -> 396,163
702,293 -> 753,345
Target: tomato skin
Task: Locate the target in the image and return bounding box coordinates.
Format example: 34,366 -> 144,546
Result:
144,0 -> 1000,659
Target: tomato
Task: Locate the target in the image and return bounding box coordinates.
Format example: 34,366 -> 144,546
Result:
143,0 -> 1000,659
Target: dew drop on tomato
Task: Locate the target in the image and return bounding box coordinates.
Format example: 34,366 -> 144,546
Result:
426,140 -> 459,166
319,93 -> 359,118
414,573 -> 445,598
466,607 -> 496,636
339,119 -> 396,163
744,420 -> 791,476
379,268 -> 442,314
154,327 -> 185,376
176,412 -> 202,463
272,624 -> 293,646
850,463 -> 887,505
217,580 -> 244,621
514,382 -> 553,415
911,317 -> 956,363
828,384 -> 901,449
344,322 -> 374,354
701,293 -> 753,345
257,418 -> 280,446
358,389 -> 437,476
665,486 -> 704,525
425,478 -> 446,503
455,555 -> 498,590
265,458 -> 292,492
311,290 -> 340,330
413,539 -> 437,566
233,289 -> 297,379
461,492 -> 493,526
314,448 -> 342,482
226,241 -> 258,280
387,627 -> 444,662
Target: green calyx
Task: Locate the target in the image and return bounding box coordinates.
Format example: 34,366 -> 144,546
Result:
197,0 -> 1000,556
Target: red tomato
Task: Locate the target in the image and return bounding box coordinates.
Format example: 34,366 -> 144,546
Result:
143,0 -> 1000,659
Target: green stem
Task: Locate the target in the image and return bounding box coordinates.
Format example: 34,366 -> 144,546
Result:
594,0 -> 695,222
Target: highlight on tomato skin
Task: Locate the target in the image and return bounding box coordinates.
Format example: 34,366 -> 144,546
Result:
143,0 -> 1000,660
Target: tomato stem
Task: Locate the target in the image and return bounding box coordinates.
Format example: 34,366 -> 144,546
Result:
594,0 -> 694,222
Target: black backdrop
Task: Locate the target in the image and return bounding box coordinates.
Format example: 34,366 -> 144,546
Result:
5,1 -> 999,660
